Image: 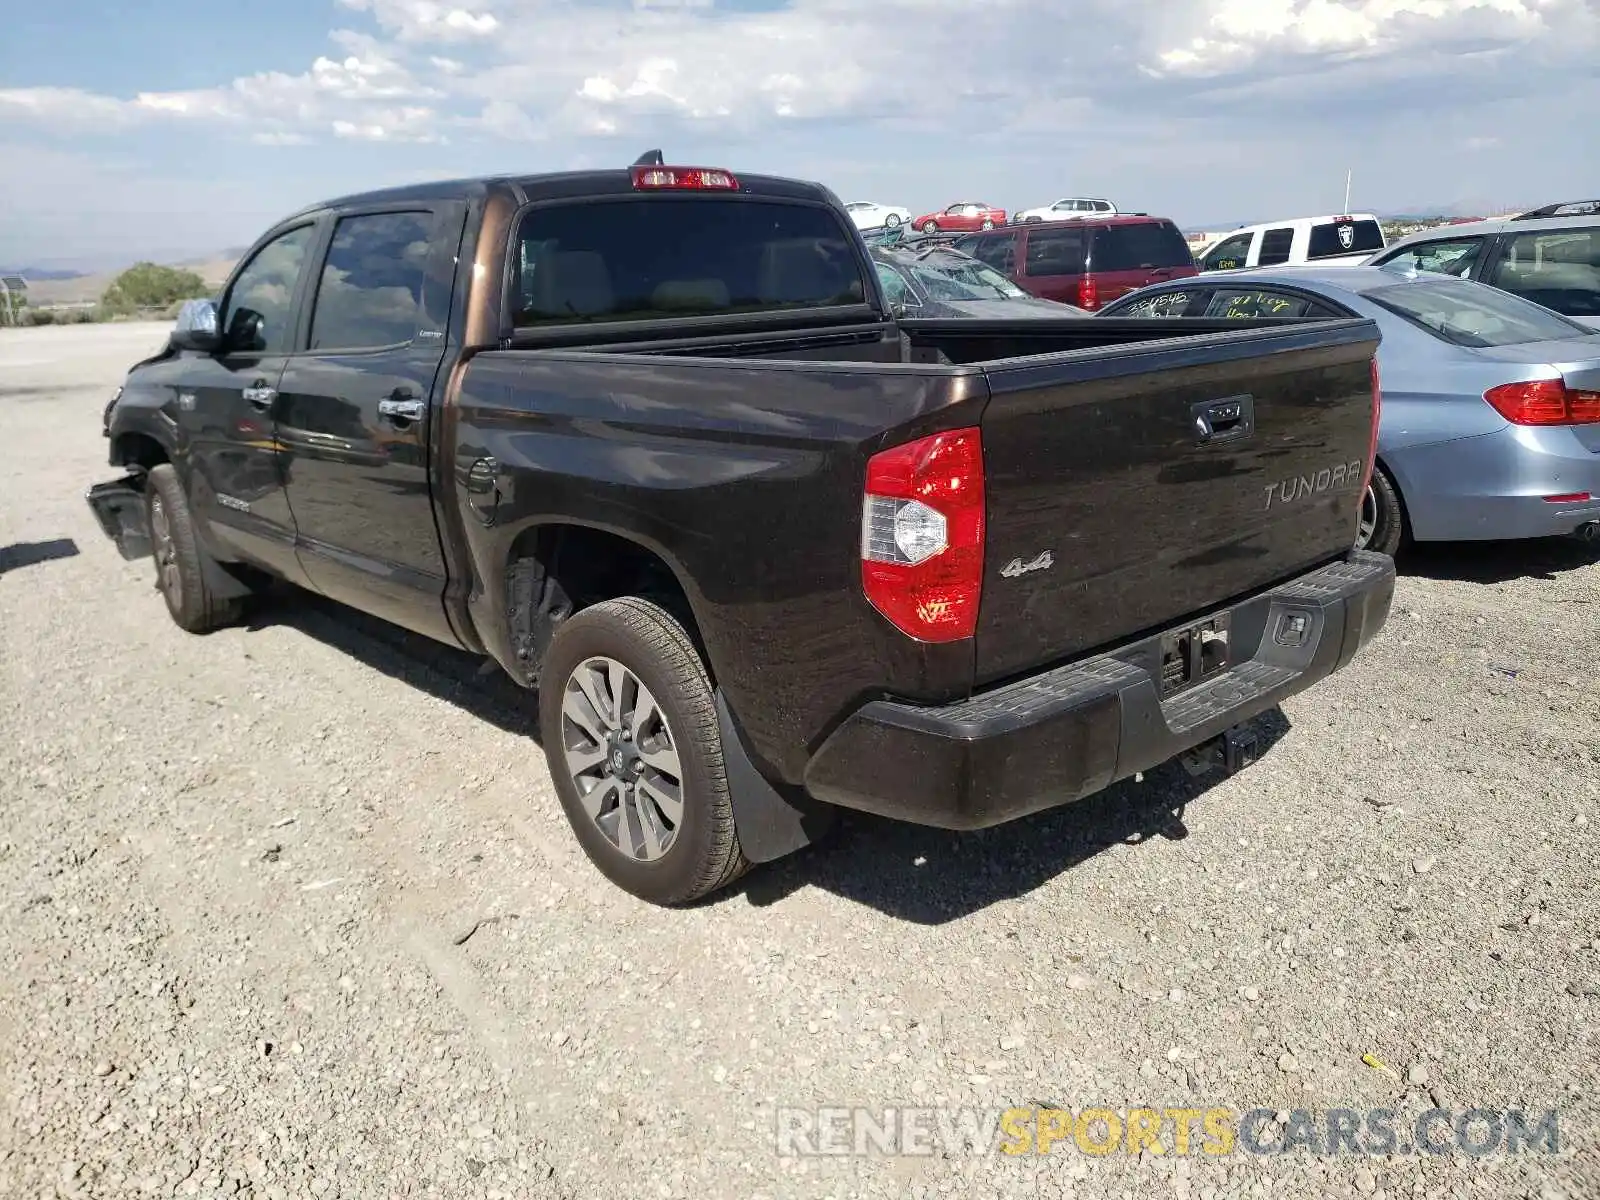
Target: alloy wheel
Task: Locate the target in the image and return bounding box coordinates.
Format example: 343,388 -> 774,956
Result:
559,655 -> 684,862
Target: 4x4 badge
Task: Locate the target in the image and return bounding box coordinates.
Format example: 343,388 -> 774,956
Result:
1001,551 -> 1053,578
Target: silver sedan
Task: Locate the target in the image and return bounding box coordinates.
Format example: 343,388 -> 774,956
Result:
1099,265 -> 1600,555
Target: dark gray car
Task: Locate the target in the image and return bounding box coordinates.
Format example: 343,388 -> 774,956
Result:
869,245 -> 1086,318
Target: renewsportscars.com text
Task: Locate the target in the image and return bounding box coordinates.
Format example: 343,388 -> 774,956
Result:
775,1105 -> 1561,1159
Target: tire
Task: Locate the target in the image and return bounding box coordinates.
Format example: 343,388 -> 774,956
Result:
145,464 -> 244,633
921,220 -> 938,233
1356,464 -> 1406,557
539,596 -> 748,906
885,213 -> 902,228
981,218 -> 995,230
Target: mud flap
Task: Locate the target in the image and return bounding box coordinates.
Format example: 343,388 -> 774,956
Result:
716,690 -> 835,864
85,476 -> 152,560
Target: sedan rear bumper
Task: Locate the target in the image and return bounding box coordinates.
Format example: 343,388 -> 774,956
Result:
803,551 -> 1395,830
1396,424 -> 1600,542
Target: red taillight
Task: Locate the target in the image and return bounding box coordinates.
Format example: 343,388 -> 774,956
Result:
1076,274 -> 1098,311
1362,357 -> 1382,496
1544,492 -> 1592,503
861,428 -> 985,643
1483,379 -> 1600,426
630,165 -> 738,191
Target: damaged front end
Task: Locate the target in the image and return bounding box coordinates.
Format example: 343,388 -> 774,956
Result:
86,475 -> 151,560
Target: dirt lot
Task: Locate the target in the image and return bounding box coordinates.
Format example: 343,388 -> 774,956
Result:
2,321 -> 1597,1199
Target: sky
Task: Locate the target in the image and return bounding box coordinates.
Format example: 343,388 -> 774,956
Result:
1,0 -> 1597,269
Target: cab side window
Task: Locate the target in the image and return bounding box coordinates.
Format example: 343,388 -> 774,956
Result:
222,225 -> 316,354
1201,233 -> 1253,272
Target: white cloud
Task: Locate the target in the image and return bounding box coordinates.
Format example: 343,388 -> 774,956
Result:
3,0 -> 1598,260
4,0 -> 1596,147
1150,0 -> 1575,75
338,0 -> 500,42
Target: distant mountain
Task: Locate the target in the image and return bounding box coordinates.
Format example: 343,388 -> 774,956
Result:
0,266 -> 87,281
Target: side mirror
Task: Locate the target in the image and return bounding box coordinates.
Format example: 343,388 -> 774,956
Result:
170,299 -> 221,352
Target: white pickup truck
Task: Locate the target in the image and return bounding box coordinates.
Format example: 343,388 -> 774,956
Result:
1199,214 -> 1386,272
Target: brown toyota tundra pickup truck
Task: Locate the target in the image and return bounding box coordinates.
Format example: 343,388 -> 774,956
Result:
86,156 -> 1395,904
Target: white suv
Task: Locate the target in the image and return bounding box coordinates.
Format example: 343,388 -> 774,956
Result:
1012,198 -> 1118,224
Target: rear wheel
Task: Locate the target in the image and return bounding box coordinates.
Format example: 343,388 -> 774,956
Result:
145,464 -> 244,633
1356,465 -> 1406,557
539,597 -> 748,906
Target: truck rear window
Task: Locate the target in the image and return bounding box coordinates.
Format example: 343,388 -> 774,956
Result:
512,198 -> 867,328
1308,219 -> 1385,259
1090,222 -> 1194,271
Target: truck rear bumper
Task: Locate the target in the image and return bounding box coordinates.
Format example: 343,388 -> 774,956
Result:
802,550 -> 1395,829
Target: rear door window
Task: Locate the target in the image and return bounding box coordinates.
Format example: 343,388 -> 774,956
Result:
1092,222 -> 1195,271
1256,228 -> 1296,266
1203,288 -> 1316,318
1367,277 -> 1592,347
1487,229 -> 1600,319
308,211 -> 433,350
512,199 -> 866,328
1308,219 -> 1385,259
1024,227 -> 1087,276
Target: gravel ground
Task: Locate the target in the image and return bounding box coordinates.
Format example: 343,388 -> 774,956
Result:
2,321 -> 1597,1200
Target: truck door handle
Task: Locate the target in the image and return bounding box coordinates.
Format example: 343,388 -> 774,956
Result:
1191,395 -> 1254,443
378,395 -> 425,424
242,384 -> 277,409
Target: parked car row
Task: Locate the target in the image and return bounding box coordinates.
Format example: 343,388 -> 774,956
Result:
848,195 -> 1600,562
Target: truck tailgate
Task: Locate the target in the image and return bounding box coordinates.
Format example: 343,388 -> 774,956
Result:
973,321 -> 1380,683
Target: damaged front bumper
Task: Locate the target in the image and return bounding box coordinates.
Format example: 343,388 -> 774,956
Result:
85,475 -> 152,560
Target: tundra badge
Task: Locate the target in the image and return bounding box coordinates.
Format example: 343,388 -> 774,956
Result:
1262,460 -> 1363,510
1000,551 -> 1053,579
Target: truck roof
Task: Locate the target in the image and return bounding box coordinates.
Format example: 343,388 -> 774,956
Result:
285,168 -> 839,222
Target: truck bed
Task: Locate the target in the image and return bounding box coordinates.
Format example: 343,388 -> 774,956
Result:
452,314 -> 1379,781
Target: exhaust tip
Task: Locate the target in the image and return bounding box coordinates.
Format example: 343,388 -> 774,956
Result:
1574,521 -> 1600,544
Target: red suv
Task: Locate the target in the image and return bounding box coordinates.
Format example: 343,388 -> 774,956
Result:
952,216 -> 1197,310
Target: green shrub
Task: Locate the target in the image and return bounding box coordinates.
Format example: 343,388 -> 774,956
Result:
102,262 -> 209,314
25,309 -> 57,326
